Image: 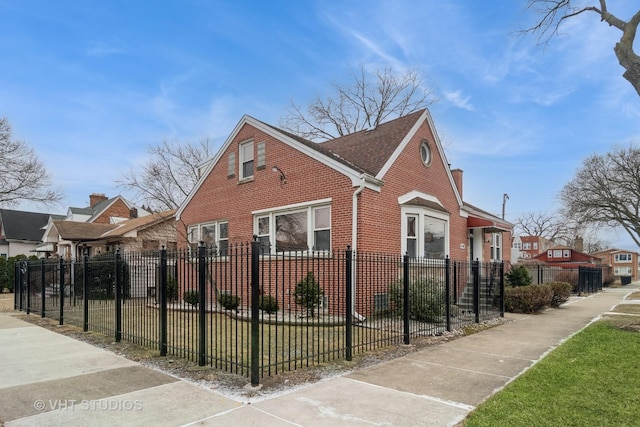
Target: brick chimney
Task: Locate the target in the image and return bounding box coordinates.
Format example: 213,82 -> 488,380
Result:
129,207 -> 138,219
89,193 -> 108,207
451,169 -> 463,198
574,236 -> 584,253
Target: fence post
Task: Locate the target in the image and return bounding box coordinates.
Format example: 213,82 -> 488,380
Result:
499,261 -> 505,317
14,262 -> 19,310
198,242 -> 207,367
41,259 -> 46,318
473,259 -> 480,324
26,261 -> 31,315
115,250 -> 122,342
250,237 -> 260,386
59,258 -> 65,325
83,249 -> 89,332
445,256 -> 451,332
159,246 -> 168,357
403,253 -> 410,345
345,246 -> 353,361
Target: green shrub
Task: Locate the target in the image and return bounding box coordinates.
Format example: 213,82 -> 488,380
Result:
166,276 -> 179,302
506,265 -> 533,287
546,281 -> 572,307
294,272 -> 323,317
389,278 -> 446,323
259,295 -> 279,314
218,293 -> 240,311
183,290 -> 199,306
505,283 -> 553,313
0,257 -> 9,292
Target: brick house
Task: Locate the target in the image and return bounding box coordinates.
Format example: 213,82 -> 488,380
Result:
532,246 -> 602,267
40,194 -> 168,260
176,110 -> 512,309
592,249 -> 639,283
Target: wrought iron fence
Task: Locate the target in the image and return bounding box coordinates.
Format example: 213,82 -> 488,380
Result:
518,263 -> 608,294
15,243 -> 506,386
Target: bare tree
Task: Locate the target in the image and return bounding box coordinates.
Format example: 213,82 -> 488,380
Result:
280,65 -> 437,141
559,145 -> 640,248
514,210 -> 609,251
524,1 -> 640,96
514,211 -> 567,241
0,117 -> 62,207
118,138 -> 213,211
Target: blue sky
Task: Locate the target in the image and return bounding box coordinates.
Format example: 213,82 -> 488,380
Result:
2,1 -> 639,250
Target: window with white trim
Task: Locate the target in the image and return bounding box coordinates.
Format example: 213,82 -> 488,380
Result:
187,221 -> 229,256
239,140 -> 254,180
615,266 -> 632,275
491,233 -> 502,261
533,242 -> 538,250
523,242 -> 531,250
255,204 -> 331,254
615,253 -> 632,262
401,207 -> 448,259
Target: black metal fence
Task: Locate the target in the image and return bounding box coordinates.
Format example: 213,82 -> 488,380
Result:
519,264 -> 608,294
14,242 -> 505,385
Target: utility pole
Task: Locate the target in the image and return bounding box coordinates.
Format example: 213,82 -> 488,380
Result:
502,193 -> 509,220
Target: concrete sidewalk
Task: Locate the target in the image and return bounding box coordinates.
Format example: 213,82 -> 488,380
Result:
1,284 -> 636,426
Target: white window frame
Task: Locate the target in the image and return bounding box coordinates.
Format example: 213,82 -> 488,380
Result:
523,242 -> 531,250
615,253 -> 632,263
533,242 -> 538,250
253,199 -> 332,255
491,233 -> 502,261
187,220 -> 229,256
239,140 -> 254,180
401,206 -> 449,259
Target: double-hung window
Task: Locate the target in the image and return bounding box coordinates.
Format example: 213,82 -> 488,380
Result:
491,233 -> 502,261
254,201 -> 331,254
239,140 -> 254,180
187,221 -> 229,256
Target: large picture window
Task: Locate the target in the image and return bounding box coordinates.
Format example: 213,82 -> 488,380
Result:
255,202 -> 331,254
615,253 -> 632,262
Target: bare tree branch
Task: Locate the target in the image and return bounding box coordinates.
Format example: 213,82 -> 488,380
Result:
559,145 -> 640,248
0,117 -> 63,207
523,1 -> 640,96
280,65 -> 437,141
117,138 -> 213,211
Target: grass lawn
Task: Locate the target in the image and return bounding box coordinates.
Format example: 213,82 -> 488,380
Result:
463,319 -> 640,426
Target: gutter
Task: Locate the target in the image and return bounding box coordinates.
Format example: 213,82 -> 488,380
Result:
351,180 -> 367,322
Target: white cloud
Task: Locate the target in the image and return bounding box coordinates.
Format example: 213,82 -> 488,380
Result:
443,90 -> 474,111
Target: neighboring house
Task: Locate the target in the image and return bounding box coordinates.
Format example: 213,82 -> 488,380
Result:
532,246 -> 602,267
0,209 -> 63,258
517,235 -> 553,260
177,109 -> 512,264
63,193 -> 151,224
41,210 -> 177,260
592,249 -> 639,282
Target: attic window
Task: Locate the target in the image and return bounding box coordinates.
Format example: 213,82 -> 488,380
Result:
420,140 -> 431,166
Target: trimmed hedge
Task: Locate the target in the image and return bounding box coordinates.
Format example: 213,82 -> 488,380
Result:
505,283 -> 553,313
389,278 -> 446,323
547,281 -> 572,307
259,295 -> 279,314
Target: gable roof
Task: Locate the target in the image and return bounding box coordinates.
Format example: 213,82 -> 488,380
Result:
0,209 -> 58,242
178,109 -> 463,220
321,109 -> 426,176
101,210 -> 176,238
51,221 -> 119,241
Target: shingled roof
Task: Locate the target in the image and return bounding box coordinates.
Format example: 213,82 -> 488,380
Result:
0,209 -> 57,242
320,109 -> 426,176
264,109 -> 426,177
51,221 -> 119,241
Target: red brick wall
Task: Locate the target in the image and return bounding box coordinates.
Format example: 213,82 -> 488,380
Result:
93,199 -> 131,224
180,119 -> 477,261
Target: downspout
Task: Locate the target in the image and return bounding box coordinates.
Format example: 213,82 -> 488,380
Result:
351,183 -> 365,322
